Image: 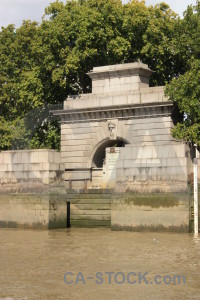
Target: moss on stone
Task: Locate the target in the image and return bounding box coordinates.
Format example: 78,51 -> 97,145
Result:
111,224 -> 189,233
113,193 -> 189,208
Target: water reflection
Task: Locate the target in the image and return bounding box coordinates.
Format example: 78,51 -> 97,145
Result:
0,229 -> 200,300
193,233 -> 200,245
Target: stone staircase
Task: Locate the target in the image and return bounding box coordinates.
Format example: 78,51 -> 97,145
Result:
67,191 -> 111,227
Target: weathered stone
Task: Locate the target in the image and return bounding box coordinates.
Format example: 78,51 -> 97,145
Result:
1,62 -> 198,232
0,150 -> 67,229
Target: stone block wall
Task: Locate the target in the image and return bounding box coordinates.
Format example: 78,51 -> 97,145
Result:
0,149 -> 63,188
61,114 -> 193,192
0,149 -> 67,229
88,62 -> 152,94
61,116 -> 175,169
111,193 -> 190,232
0,191 -> 67,229
64,86 -> 167,110
116,143 -> 191,193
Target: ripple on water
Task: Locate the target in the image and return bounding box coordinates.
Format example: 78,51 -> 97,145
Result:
0,228 -> 200,300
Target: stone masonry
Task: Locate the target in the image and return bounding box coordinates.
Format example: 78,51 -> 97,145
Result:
0,150 -> 67,229
53,62 -> 194,193
0,62 -> 198,231
52,62 -> 197,232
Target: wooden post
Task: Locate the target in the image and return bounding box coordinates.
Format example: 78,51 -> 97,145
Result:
84,180 -> 87,193
69,180 -> 72,190
67,201 -> 71,228
194,144 -> 198,234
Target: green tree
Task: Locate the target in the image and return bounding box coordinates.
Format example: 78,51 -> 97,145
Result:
165,1 -> 200,145
1,0 -> 188,150
40,0 -> 128,94
141,2 -> 179,85
0,21 -> 41,149
166,59 -> 200,145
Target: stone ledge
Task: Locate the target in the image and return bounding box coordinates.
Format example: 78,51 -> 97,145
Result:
111,224 -> 189,233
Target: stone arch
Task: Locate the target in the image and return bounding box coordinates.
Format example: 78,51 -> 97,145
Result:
90,137 -> 130,168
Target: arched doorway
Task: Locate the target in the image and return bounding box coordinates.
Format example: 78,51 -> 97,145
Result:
90,138 -> 128,188
92,139 -> 126,168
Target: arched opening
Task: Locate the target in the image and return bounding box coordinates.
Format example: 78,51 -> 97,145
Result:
92,139 -> 127,168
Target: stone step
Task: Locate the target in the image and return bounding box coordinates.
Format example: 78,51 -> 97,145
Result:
70,198 -> 111,204
68,192 -> 111,228
68,193 -> 111,200
70,209 -> 110,215
71,214 -> 111,221
71,203 -> 111,210
70,219 -> 111,227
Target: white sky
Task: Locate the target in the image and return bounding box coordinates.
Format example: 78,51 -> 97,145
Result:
0,0 -> 198,29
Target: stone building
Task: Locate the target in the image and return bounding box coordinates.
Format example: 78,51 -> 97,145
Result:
53,62 -> 193,193
51,62 -> 198,232
0,62 -> 199,231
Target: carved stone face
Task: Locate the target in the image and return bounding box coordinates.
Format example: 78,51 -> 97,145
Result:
107,119 -> 118,140
108,121 -> 115,131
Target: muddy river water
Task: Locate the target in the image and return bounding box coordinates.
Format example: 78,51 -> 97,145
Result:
0,228 -> 200,300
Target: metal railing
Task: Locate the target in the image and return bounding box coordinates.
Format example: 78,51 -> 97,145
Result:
64,167 -> 103,190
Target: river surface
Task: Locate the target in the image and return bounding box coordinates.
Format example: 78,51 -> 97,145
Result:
0,228 -> 200,300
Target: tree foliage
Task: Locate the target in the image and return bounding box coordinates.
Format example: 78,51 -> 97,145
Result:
166,1 -> 200,145
0,0 -> 199,149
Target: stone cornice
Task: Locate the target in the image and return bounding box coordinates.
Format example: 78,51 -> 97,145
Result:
87,62 -> 153,80
87,67 -> 153,80
52,102 -> 173,123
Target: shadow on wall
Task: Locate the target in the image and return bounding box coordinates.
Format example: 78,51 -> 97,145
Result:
92,138 -> 127,168
87,113 -> 194,192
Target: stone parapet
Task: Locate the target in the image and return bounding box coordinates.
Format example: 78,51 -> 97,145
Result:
0,149 -> 64,192
0,149 -> 67,229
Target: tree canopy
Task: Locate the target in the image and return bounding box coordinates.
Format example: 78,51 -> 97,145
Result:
0,0 -> 199,150
165,1 -> 200,146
